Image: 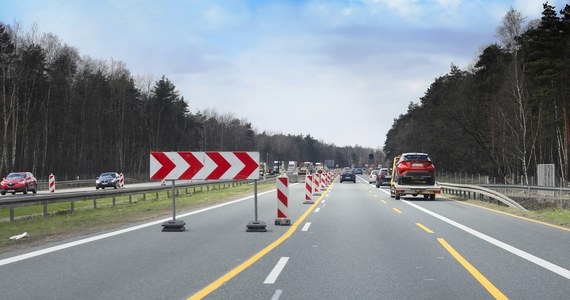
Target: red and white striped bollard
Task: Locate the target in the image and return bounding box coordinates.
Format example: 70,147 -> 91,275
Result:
49,173 -> 55,193
304,174 -> 314,204
119,173 -> 125,188
313,173 -> 321,196
275,175 -> 291,225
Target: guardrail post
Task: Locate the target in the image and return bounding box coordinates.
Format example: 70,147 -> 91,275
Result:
70,201 -> 75,212
129,195 -> 132,204
43,202 -> 48,217
93,198 -> 97,209
112,196 -> 116,206
10,207 -> 14,222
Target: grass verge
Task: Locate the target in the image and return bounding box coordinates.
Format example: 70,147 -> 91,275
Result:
0,181 -> 276,254
447,196 -> 570,229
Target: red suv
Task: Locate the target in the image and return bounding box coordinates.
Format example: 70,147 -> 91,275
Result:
1,172 -> 38,195
394,153 -> 436,185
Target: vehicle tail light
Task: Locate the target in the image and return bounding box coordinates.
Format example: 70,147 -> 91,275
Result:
397,161 -> 411,174
425,163 -> 435,175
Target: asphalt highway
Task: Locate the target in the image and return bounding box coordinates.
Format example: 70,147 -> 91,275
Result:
0,175 -> 569,299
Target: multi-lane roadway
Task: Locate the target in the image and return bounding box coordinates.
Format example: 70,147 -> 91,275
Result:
1,174 -> 569,299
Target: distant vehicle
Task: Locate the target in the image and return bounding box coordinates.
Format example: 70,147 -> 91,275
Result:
369,169 -> 379,184
96,172 -> 121,189
299,161 -> 313,175
286,161 -> 298,175
375,168 -> 391,187
272,161 -> 282,175
393,153 -> 435,185
354,168 -> 363,175
390,153 -> 440,200
0,172 -> 38,195
340,169 -> 356,183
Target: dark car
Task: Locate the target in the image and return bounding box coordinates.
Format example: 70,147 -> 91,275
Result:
340,169 -> 356,183
0,172 -> 38,195
394,153 -> 436,185
375,168 -> 392,187
96,172 -> 121,189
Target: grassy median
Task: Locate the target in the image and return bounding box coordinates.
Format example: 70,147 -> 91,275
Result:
448,197 -> 570,229
0,180 -> 276,253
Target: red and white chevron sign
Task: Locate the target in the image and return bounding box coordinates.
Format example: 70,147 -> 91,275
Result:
150,151 -> 260,180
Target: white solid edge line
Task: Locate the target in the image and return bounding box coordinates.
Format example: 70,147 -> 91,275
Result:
0,189 -> 277,267
301,222 -> 311,232
402,200 -> 570,280
264,257 -> 290,284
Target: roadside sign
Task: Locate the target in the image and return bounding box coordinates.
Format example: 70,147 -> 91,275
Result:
150,151 -> 259,180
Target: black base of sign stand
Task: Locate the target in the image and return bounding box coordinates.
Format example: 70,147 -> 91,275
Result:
162,220 -> 186,232
246,220 -> 267,232
275,218 -> 291,226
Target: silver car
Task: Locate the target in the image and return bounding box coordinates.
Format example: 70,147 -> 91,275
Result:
369,169 -> 379,184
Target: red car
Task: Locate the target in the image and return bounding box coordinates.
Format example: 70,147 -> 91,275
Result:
0,172 -> 38,195
394,153 -> 436,185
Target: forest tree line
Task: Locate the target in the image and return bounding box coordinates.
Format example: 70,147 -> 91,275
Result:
384,2 -> 570,184
0,22 -> 378,180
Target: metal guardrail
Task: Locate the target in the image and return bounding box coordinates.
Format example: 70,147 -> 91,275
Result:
34,178 -> 142,191
479,184 -> 570,194
0,176 -> 277,222
439,182 -> 528,211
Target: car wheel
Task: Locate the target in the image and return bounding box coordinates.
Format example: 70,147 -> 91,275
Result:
12,192 -> 16,195
114,183 -> 118,189
395,194 -> 400,200
0,191 -> 5,195
32,188 -> 37,194
353,180 -> 356,183
430,194 -> 436,200
23,186 -> 28,194
96,186 -> 99,190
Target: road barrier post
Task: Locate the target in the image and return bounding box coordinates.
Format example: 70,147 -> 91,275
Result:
304,174 -> 314,204
313,173 -> 321,196
119,173 -> 125,188
275,175 -> 291,226
49,173 -> 55,193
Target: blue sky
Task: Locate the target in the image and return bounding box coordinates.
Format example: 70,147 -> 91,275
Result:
1,0 -> 567,148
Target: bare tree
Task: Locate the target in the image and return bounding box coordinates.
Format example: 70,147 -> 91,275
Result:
496,8 -> 539,184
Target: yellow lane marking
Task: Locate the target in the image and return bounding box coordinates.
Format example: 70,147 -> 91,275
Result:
380,200 -> 387,204
393,208 -> 402,214
442,196 -> 570,232
438,238 -> 508,300
416,223 -> 434,233
188,183 -> 333,300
